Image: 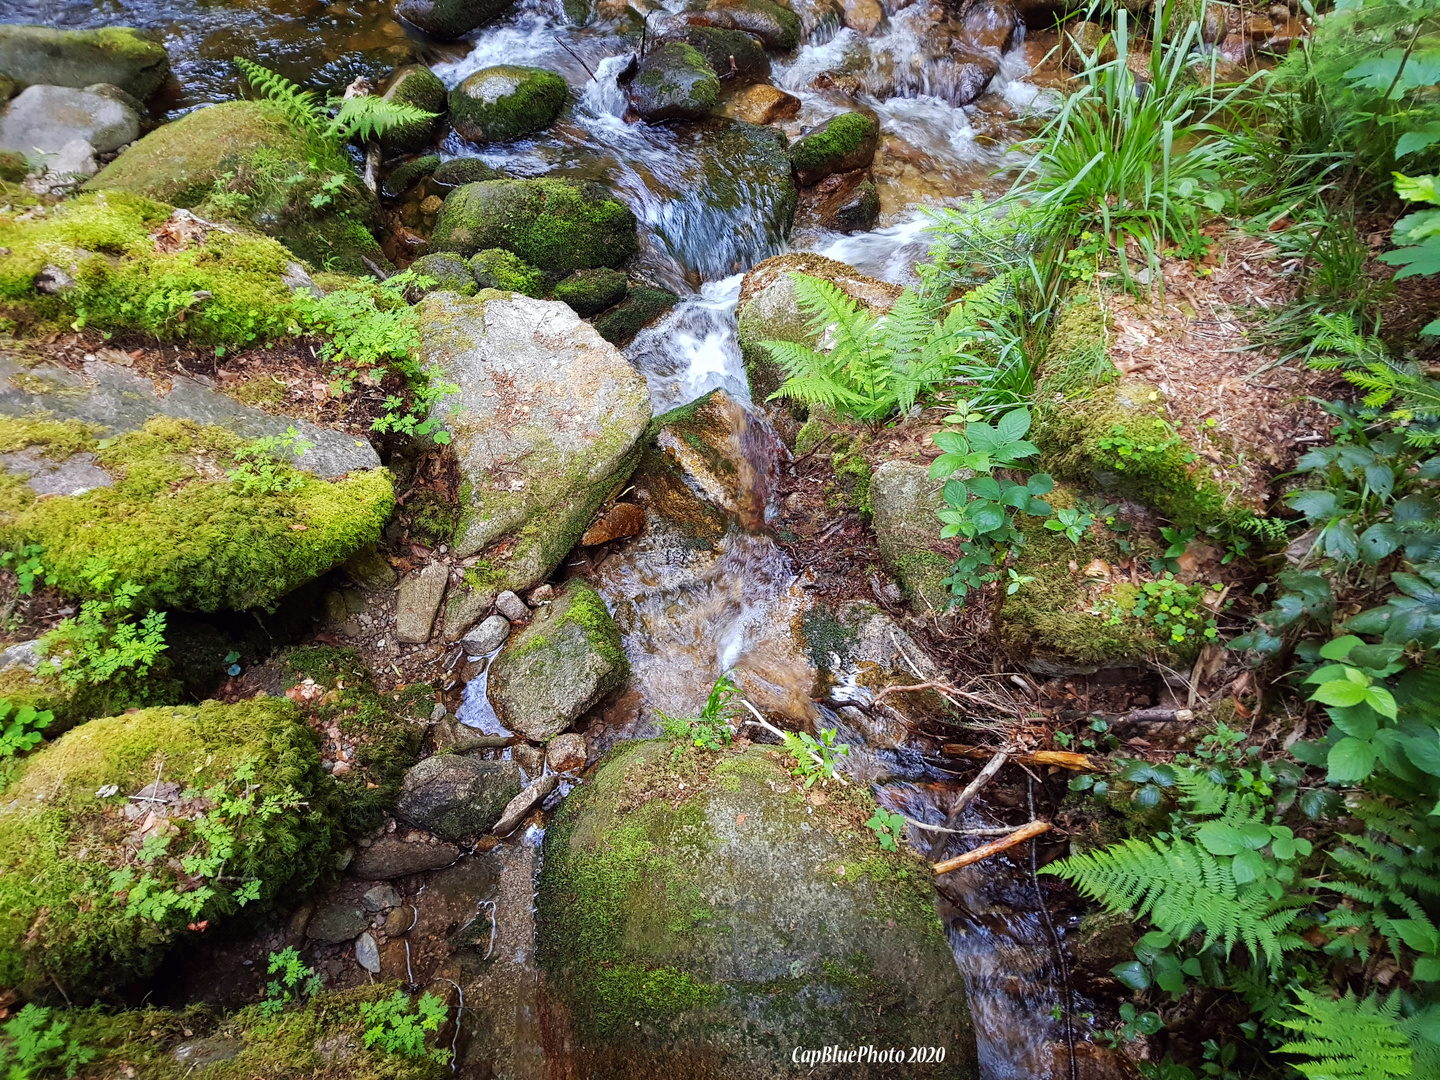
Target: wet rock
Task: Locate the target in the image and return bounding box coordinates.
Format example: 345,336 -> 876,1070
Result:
593,285 -> 679,346
383,906 -> 416,936
394,0 -> 514,40
468,247 -> 544,295
495,590 -> 530,622
683,0 -> 802,50
871,460 -> 952,609
381,66 -> 447,153
87,100 -> 384,275
580,501 -> 645,545
450,66 -> 568,144
735,252 -> 900,399
492,772 -> 559,835
802,167 -> 880,232
462,613 -> 512,655
513,742 -> 545,775
488,579 -> 628,741
950,60 -> 997,106
0,25 -> 169,101
173,1037 -> 243,1067
356,932 -> 382,972
395,562 -> 449,643
432,156 -> 505,189
626,42 -> 720,123
396,755 -> 523,840
341,546 -> 399,590
417,291 -> 651,591
538,739 -> 978,1077
409,251 -> 478,295
722,82 -> 801,124
349,835 -> 463,879
788,110 -> 879,186
959,0 -> 1019,52
660,26 -> 771,84
528,582 -> 555,604
546,732 -> 587,772
552,267 -> 629,317
0,85 -> 139,157
841,0 -> 884,33
307,904 -> 369,944
362,883 -> 402,911
429,177 -> 637,272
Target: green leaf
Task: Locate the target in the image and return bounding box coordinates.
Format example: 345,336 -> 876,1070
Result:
1397,123 -> 1440,159
1312,679 -> 1369,708
1319,635 -> 1363,660
1327,737 -> 1378,784
1196,822 -> 1244,855
995,408 -> 1032,443
1364,685 -> 1399,719
1111,960 -> 1150,990
1232,848 -> 1265,884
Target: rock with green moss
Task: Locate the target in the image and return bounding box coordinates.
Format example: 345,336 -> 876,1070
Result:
429,177 -> 638,273
789,110 -> 879,186
870,459 -> 952,610
395,0 -> 514,38
381,66 -> 447,153
450,66 -> 568,145
396,754 -> 521,838
468,247 -> 545,296
0,698 -> 338,998
487,579 -> 627,740
626,42 -> 720,123
87,100 -> 385,275
0,25 -> 170,101
0,151 -> 25,183
380,153 -> 441,198
409,251 -> 476,294
735,252 -> 899,400
680,0 -> 801,50
432,156 -> 504,189
551,267 -> 628,316
0,412 -> 393,612
537,738 -> 978,1078
661,25 -> 770,83
593,284 -> 678,346
418,290 -> 651,592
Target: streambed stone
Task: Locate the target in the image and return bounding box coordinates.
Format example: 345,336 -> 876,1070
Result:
350,835 -> 463,879
396,755 -> 522,840
0,85 -> 139,158
788,110 -> 879,186
537,739 -> 978,1079
871,459 -> 952,609
681,0 -> 802,50
626,42 -> 720,123
0,25 -> 169,101
394,0 -> 514,39
451,66 -> 568,144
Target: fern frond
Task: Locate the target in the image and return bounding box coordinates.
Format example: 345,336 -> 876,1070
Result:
326,95 -> 438,143
1278,989 -> 1412,1080
234,57 -> 322,132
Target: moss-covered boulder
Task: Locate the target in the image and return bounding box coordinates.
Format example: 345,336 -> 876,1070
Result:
593,284 -> 678,345
735,253 -> 899,400
450,65 -> 568,144
432,156 -> 505,189
661,25 -> 770,83
428,178 -> 638,273
381,65 -> 447,153
394,0 -> 514,39
487,580 -> 627,740
0,698 -> 337,998
0,25 -> 170,100
0,415 -> 394,612
552,267 -> 629,316
789,110 -> 879,186
381,152 -> 441,198
409,251 -> 477,294
537,739 -> 978,1079
870,459 -> 953,610
87,100 -> 385,274
417,290 -> 651,593
682,0 -> 802,50
468,247 -> 545,296
626,43 -> 720,123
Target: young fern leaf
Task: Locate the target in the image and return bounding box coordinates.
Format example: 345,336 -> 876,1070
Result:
326,95 -> 438,143
1277,989 -> 1412,1080
234,57 -> 322,132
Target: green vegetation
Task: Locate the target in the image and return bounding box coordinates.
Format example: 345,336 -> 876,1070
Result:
468,248 -> 545,296
0,700 -> 52,759
261,947 -> 324,1017
658,671 -> 742,754
358,990 -> 450,1063
234,57 -> 437,150
0,1004 -> 96,1079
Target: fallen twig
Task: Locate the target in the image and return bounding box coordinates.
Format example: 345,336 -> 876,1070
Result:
941,744 -> 1098,772
927,750 -> 1009,859
872,680 -> 1016,716
932,820 -> 1051,875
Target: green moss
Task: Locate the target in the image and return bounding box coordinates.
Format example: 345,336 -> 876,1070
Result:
554,578 -> 630,676
788,111 -> 878,182
380,153 -> 441,200
0,699 -> 336,998
409,252 -> 477,295
381,67 -> 445,154
593,286 -> 678,346
799,604 -> 860,671
0,417 -> 395,612
793,418 -> 830,456
468,248 -> 545,297
432,157 -> 504,190
228,375 -> 287,407
449,66 -> 568,144
0,151 -> 25,184
1035,380 -> 1234,528
551,267 -> 628,316
832,447 -> 872,515
1038,291 -> 1117,397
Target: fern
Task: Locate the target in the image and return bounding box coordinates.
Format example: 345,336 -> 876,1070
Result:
234,56 -> 322,132
328,95 -> 437,143
1278,989 -> 1412,1080
235,58 -> 436,145
1306,311 -> 1440,444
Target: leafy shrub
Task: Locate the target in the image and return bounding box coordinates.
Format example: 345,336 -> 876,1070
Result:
658,671 -> 742,754
0,1004 -> 95,1079
227,428 -> 314,495
0,699 -> 52,758
358,990 -> 450,1062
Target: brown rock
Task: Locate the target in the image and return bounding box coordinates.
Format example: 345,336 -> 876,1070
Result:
546,732 -> 588,773
383,905 -> 417,937
1063,21 -> 1116,70
580,502 -> 647,545
1263,18 -> 1306,54
1243,13 -> 1273,38
350,835 -> 463,879
841,0 -> 883,34
798,168 -> 879,233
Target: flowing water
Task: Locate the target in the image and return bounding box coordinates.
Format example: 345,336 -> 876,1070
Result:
3,0 -> 1083,1068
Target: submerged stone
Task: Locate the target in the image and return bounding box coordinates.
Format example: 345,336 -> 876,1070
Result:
395,0 -> 515,39
450,65 -> 568,144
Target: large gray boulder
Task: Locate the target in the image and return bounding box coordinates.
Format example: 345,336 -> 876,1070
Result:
0,86 -> 139,157
487,580 -> 628,741
537,739 -> 979,1079
418,291 -> 651,596
0,26 -> 169,100
396,755 -> 522,840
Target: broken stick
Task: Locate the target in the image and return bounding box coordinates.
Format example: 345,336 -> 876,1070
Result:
941,744 -> 1097,771
932,820 -> 1052,875
927,749 -> 1009,858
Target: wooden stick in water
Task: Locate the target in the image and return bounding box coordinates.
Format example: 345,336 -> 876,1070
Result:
932,820 -> 1052,875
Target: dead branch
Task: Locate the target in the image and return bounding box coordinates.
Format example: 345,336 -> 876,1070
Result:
871,680 -> 1015,715
932,820 -> 1052,875
941,744 -> 1098,772
927,750 -> 1008,858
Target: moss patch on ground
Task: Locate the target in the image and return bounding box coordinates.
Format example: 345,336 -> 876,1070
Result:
0,416 -> 394,612
0,698 -> 336,998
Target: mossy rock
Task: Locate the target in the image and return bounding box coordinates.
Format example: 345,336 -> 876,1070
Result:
395,0 -> 515,39
428,178 -> 638,273
683,0 -> 801,50
0,150 -> 25,184
1035,291 -> 1117,397
487,579 -> 628,741
626,43 -> 720,123
552,267 -> 628,316
593,285 -> 678,345
869,459 -> 952,609
788,110 -> 879,186
468,247 -> 545,296
1035,379 -> 1235,529
450,65 -> 568,144
409,251 -> 477,295
87,100 -> 385,275
0,698 -> 337,998
0,416 -> 394,612
537,739 -> 978,1078
432,156 -> 505,190
381,65 -> 446,153
625,392 -> 737,549
0,192 -> 305,346
661,26 -> 770,84
0,25 -> 170,101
